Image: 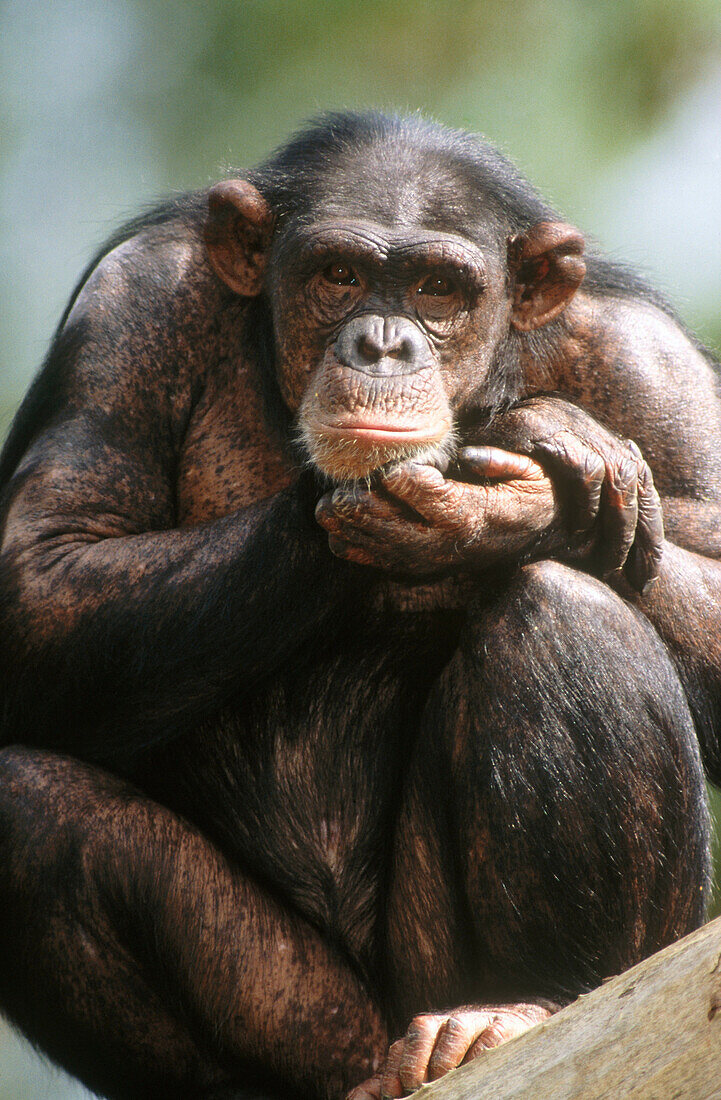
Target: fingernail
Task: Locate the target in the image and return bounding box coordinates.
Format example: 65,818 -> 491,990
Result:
462,446 -> 491,464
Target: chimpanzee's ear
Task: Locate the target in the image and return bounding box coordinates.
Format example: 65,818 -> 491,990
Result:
508,223 -> 586,331
204,180 -> 275,297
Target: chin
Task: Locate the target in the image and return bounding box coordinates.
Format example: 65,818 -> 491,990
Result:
302,424 -> 457,483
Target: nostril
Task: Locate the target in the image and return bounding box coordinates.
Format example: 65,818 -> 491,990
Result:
388,335 -> 413,361
357,333 -> 384,363
383,317 -> 422,361
335,314 -> 429,375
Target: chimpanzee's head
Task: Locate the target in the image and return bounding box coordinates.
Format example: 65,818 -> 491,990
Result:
204,112 -> 585,480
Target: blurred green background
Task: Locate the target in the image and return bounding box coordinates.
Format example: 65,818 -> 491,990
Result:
1,0 -> 720,1096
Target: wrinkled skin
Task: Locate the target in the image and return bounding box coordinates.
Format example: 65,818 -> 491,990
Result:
316,448 -> 559,575
483,396 -> 665,590
315,416 -> 663,591
0,114 -> 719,1100
348,1005 -> 552,1099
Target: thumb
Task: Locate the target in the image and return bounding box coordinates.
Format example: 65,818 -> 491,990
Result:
459,446 -> 545,481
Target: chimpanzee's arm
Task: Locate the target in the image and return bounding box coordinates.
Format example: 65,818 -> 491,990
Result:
622,544 -> 721,781
526,294 -> 721,781
0,237 -> 348,767
478,388 -> 721,783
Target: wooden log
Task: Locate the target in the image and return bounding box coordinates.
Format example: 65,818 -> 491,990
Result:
413,915 -> 721,1099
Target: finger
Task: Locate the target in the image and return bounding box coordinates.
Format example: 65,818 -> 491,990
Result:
597,455 -> 638,576
624,449 -> 664,593
320,484 -> 376,519
464,1009 -> 541,1059
316,486 -> 370,531
381,461 -> 446,496
534,434 -> 605,533
397,1016 -> 440,1091
317,485 -> 402,533
327,524 -> 413,569
380,463 -> 463,524
426,1015 -> 475,1081
315,490 -> 340,531
327,534 -> 377,566
329,504 -> 430,553
459,446 -> 545,483
379,1039 -> 405,1100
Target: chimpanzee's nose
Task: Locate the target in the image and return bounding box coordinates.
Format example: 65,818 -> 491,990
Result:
335,314 -> 430,376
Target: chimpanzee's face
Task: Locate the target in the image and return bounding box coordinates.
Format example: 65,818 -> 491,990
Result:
204,143 -> 584,483
268,211 -> 513,481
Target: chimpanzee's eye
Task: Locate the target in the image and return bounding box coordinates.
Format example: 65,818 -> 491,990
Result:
322,263 -> 358,286
417,274 -> 455,297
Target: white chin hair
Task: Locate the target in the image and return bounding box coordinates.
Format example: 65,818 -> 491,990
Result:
300,425 -> 457,484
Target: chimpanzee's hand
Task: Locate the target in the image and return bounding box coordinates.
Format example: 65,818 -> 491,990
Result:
315,449 -> 558,576
345,1004 -> 552,1098
481,396 -> 664,592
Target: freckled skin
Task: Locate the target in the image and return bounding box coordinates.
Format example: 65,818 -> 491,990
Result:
0,112 -> 718,1099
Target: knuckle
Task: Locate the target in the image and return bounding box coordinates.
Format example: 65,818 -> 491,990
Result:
398,1063 -> 422,1091
625,440 -> 655,487
536,430 -> 569,459
605,456 -> 636,498
583,451 -> 605,479
408,1013 -> 435,1035
478,1018 -> 507,1048
331,485 -> 366,514
616,454 -> 639,487
403,1020 -> 425,1042
329,538 -> 363,563
443,1014 -> 466,1037
316,513 -> 337,533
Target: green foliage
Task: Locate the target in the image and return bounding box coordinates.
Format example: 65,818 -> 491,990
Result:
1,0 -> 719,401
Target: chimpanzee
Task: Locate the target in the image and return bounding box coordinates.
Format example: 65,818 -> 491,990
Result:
0,111 -> 719,1100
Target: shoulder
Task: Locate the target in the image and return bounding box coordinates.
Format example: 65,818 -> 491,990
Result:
539,290 -> 721,495
48,202 -> 250,418
0,202 -> 242,490
555,291 -> 719,397
64,212 -> 217,332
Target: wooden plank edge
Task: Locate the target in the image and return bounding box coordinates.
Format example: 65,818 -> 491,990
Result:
411,914 -> 721,1099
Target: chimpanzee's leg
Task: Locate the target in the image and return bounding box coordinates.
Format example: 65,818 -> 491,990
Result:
0,748 -> 386,1100
385,560 -> 710,1025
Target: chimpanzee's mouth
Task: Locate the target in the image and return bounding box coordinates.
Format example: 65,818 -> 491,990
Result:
314,419 -> 450,445
300,417 -> 455,481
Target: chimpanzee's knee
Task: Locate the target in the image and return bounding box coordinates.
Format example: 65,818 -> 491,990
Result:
425,561 -> 710,999
0,747 -> 223,1099
465,560 -> 706,787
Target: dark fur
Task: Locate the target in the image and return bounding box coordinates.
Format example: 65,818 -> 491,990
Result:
0,112 -> 719,1099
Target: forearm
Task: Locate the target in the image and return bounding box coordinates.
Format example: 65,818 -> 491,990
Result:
657,497 -> 721,559
0,747 -> 387,1099
613,539 -> 721,782
0,483 -> 353,763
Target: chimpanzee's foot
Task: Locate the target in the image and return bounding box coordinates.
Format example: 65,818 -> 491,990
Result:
346,1004 -> 552,1098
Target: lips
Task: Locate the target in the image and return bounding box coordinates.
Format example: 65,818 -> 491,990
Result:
303,414 -> 454,479
315,419 -> 451,445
